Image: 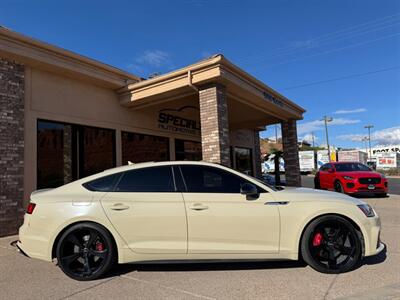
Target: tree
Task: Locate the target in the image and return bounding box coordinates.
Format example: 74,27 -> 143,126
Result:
265,148 -> 283,186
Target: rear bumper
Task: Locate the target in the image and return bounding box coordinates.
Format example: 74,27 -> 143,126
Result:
18,217 -> 52,262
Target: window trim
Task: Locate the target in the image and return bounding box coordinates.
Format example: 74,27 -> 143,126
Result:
177,164 -> 267,194
111,166 -> 177,193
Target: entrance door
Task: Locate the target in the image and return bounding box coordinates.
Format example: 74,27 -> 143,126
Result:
178,164 -> 280,254
101,166 -> 187,254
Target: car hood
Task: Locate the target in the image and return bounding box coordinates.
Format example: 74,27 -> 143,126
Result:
273,187 -> 364,205
336,171 -> 382,177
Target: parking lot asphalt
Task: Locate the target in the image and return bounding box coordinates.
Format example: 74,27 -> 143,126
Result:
1,195 -> 399,300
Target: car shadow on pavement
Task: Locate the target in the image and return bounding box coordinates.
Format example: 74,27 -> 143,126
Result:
360,243 -> 387,267
106,246 -> 387,277
107,259 -> 308,276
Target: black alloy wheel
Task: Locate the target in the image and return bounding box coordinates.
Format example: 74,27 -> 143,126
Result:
56,223 -> 115,281
334,181 -> 344,193
301,215 -> 362,274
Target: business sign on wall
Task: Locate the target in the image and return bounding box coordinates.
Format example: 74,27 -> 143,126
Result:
158,106 -> 201,135
371,145 -> 400,157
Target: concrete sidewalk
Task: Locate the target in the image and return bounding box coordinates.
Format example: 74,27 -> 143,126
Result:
1,196 -> 399,300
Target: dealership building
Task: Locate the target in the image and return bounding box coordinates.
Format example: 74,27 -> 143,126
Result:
0,27 -> 305,236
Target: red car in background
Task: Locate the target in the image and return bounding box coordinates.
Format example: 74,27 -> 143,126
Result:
315,162 -> 388,197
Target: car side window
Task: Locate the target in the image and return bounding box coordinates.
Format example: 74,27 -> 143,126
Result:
83,173 -> 121,192
115,166 -> 175,192
179,165 -> 263,193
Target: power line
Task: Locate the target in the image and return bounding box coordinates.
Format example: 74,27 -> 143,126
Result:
280,66 -> 400,91
236,13 -> 400,65
251,31 -> 400,70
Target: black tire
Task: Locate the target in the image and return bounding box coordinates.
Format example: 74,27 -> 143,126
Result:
301,215 -> 362,274
56,222 -> 115,281
334,181 -> 344,193
314,177 -> 321,189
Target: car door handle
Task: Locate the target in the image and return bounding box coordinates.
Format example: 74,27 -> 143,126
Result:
265,201 -> 289,205
190,204 -> 209,211
110,203 -> 130,211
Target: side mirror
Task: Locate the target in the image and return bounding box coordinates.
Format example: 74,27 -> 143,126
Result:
240,183 -> 259,199
327,168 -> 335,173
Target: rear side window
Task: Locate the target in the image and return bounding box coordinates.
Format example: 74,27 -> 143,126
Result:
83,173 -> 121,192
180,165 -> 256,193
115,166 -> 175,192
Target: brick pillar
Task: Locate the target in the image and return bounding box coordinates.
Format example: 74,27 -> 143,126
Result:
199,84 -> 231,166
253,130 -> 262,179
282,119 -> 301,187
0,58 -> 25,237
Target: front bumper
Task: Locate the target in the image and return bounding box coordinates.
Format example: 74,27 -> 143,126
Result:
343,180 -> 388,195
362,214 -> 384,257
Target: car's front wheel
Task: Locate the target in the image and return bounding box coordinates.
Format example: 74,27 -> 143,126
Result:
301,215 -> 362,274
56,222 -> 115,281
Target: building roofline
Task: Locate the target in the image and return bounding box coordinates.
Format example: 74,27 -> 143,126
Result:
123,54 -> 305,115
0,26 -> 140,86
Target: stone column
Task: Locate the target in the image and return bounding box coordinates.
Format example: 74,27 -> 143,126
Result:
199,84 -> 231,167
281,119 -> 301,187
0,58 -> 25,237
253,130 -> 262,179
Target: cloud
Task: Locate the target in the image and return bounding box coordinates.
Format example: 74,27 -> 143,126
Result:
299,133 -> 319,144
297,118 -> 360,135
337,126 -> 400,146
127,50 -> 174,76
135,50 -> 170,67
334,108 -> 367,114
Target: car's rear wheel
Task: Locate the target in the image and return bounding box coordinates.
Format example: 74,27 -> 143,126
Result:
301,215 -> 362,274
56,223 -> 115,281
334,181 -> 344,193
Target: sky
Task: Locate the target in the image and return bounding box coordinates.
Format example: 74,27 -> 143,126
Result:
1,0 -> 399,149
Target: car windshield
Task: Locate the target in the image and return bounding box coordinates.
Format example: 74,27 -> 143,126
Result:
335,163 -> 371,172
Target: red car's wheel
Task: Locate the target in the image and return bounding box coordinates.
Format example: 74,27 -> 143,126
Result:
334,181 -> 344,193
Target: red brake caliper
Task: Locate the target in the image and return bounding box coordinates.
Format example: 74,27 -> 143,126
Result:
95,241 -> 104,251
313,233 -> 323,246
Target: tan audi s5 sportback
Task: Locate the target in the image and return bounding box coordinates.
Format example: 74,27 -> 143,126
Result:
18,161 -> 384,280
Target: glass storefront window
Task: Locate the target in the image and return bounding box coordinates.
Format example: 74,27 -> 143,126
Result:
175,139 -> 202,161
37,120 -> 116,189
234,147 -> 253,175
121,131 -> 169,164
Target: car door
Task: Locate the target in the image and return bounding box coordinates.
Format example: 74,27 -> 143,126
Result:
100,166 -> 187,254
319,164 -> 332,189
178,165 -> 280,254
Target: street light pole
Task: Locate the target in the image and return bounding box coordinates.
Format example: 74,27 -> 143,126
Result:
321,116 -> 333,161
364,125 -> 374,160
361,136 -> 368,154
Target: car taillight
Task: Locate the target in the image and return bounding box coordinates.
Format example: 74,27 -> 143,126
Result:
26,203 -> 36,214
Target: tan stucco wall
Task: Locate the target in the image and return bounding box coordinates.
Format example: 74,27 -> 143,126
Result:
23,67 -> 263,202
24,67 -> 202,201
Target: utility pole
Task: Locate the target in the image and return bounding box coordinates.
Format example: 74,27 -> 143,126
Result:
311,132 -> 315,148
364,124 -> 374,160
361,136 -> 368,154
275,124 -> 278,143
321,116 -> 333,161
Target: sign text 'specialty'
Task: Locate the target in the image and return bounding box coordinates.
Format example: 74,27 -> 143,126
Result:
157,106 -> 201,135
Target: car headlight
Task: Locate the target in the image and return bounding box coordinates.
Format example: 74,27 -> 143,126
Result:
357,204 -> 375,217
343,175 -> 354,180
